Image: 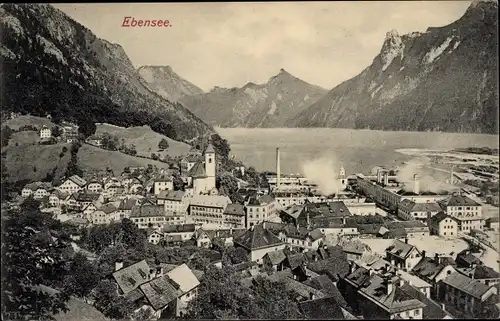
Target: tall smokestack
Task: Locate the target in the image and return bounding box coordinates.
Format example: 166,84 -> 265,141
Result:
377,169 -> 383,184
383,172 -> 389,186
276,148 -> 281,190
413,174 -> 420,194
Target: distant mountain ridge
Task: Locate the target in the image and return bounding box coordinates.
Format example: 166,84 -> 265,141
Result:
0,3 -> 213,142
291,0 -> 499,134
137,65 -> 204,102
177,68 -> 328,127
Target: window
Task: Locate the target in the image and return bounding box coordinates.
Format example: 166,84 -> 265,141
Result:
414,310 -> 420,316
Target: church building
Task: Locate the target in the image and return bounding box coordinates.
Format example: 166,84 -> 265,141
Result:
186,142 -> 217,195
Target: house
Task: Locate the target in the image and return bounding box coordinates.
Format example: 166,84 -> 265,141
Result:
69,191 -> 103,210
153,175 -> 174,196
428,212 -> 459,237
188,195 -> 231,228
455,249 -> 483,268
340,239 -> 371,262
49,190 -> 68,207
340,267 -> 426,319
21,183 -> 38,197
164,264 -> 201,316
398,200 -> 441,222
302,274 -> 349,309
234,224 -> 286,264
280,201 -> 352,228
437,272 -> 498,319
62,124 -> 79,143
85,135 -> 102,147
130,201 -> 166,229
162,224 -> 198,244
180,154 -> 201,176
147,230 -> 164,245
58,175 -> 87,194
438,194 -> 483,233
312,219 -> 360,238
82,203 -> 98,217
384,239 -> 422,271
86,180 -> 103,193
283,227 -> 324,252
455,264 -> 500,286
40,125 -> 52,139
307,245 -> 351,282
88,203 -> 119,225
245,194 -> 277,228
411,252 -> 457,298
116,197 -> 140,219
264,270 -> 326,301
193,229 -> 212,248
399,283 -> 453,319
223,203 -> 246,229
485,217 -> 499,231
159,190 -> 188,216
386,221 -> 430,238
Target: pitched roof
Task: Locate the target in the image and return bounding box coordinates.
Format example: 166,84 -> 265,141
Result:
189,194 -> 231,208
224,203 -> 246,216
456,249 -> 482,268
68,175 -> 87,187
166,264 -> 200,294
286,253 -> 307,270
158,190 -> 185,201
162,224 -> 196,233
457,265 -> 500,280
440,194 -> 480,207
299,296 -> 345,320
234,224 -> 284,251
139,275 -> 181,310
411,202 -> 442,212
97,203 -> 117,214
188,160 -> 207,178
429,211 -> 458,225
265,249 -> 287,265
385,239 -> 417,259
280,204 -> 306,219
442,272 -> 495,298
303,275 -> 348,308
399,283 -> 451,319
247,194 -> 275,206
130,203 -> 164,218
387,221 -> 428,230
74,192 -> 101,202
412,257 -> 451,281
204,143 -> 215,154
112,260 -> 151,294
118,198 -> 138,210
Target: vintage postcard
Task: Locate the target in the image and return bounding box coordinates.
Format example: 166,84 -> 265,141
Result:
1,1 -> 499,320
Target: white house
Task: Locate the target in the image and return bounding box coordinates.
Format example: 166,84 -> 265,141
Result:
58,175 -> 87,194
39,125 -> 52,139
234,224 -> 286,264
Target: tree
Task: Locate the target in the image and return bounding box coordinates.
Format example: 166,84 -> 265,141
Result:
1,125 -> 14,147
92,280 -> 133,319
62,253 -> 99,299
2,205 -> 72,319
225,246 -> 248,265
158,138 -> 169,150
52,126 -> 62,138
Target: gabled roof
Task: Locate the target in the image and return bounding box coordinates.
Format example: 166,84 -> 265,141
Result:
68,175 -> 87,187
204,143 -> 215,154
224,203 -> 246,216
158,190 -> 185,201
112,260 -> 151,294
399,283 -> 451,319
118,198 -> 138,210
166,264 -> 200,294
97,203 -> 117,214
130,203 -> 164,218
387,221 -> 428,230
385,239 -> 418,259
188,160 -> 206,178
429,212 -> 458,225
189,194 -> 231,208
442,272 -> 495,299
139,275 -> 181,310
234,224 -> 284,251
456,249 -> 482,268
439,194 -> 480,207
412,257 -> 453,281
264,249 -> 287,265
74,192 -> 101,202
303,275 -> 348,308
247,194 -> 275,206
457,265 -> 500,280
298,296 -> 345,320
162,224 -> 197,233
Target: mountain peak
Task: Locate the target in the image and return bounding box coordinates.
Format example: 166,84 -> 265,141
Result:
385,29 -> 400,41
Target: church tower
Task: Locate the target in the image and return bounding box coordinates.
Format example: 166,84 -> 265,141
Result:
339,164 -> 347,189
204,140 -> 216,191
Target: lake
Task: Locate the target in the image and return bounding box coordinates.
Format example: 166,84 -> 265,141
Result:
216,128 -> 499,175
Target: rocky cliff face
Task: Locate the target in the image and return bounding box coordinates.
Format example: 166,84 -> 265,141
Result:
137,65 -> 204,103
179,69 -> 328,127
0,3 -> 213,142
292,0 -> 498,134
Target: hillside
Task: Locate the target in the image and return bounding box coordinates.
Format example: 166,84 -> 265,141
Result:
137,65 -> 204,102
95,123 -> 191,158
178,69 -> 328,127
0,3 -> 214,142
77,144 -> 170,176
292,0 -> 499,134
3,115 -> 56,130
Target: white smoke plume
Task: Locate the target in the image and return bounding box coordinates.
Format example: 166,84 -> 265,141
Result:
396,157 -> 451,193
302,154 -> 344,196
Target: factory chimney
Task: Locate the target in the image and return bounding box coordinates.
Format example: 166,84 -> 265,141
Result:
276,148 -> 281,190
377,169 -> 383,184
413,174 -> 420,195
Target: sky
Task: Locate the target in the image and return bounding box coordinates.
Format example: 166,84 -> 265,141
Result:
53,1 -> 471,92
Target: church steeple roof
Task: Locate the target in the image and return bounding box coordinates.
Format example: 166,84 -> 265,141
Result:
205,143 -> 215,154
